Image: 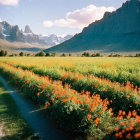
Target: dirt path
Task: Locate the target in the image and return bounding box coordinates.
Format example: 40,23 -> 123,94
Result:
0,76 -> 72,140
0,124 -> 4,139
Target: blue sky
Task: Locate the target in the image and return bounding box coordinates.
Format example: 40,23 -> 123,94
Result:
0,0 -> 127,35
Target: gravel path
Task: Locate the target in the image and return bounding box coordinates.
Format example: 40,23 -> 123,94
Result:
0,76 -> 72,140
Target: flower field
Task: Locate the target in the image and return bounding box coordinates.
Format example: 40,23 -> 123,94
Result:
0,57 -> 140,139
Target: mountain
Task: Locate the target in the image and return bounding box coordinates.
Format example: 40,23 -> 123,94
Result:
0,21 -> 25,42
0,21 -> 73,48
24,25 -> 33,33
39,34 -> 73,46
44,0 -> 140,53
0,21 -> 42,44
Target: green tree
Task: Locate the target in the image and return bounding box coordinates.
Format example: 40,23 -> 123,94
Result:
113,54 -> 121,57
82,52 -> 90,57
38,51 -> 45,56
46,53 -> 51,56
91,53 -> 96,57
51,52 -> 57,57
96,53 -> 101,57
108,53 -> 113,57
5,51 -> 7,56
19,52 -> 24,56
61,53 -> 66,57
27,53 -> 31,56
136,53 -> 140,57
0,50 -> 7,56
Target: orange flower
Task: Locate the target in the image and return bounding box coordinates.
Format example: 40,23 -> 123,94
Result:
87,113 -> 92,121
103,106 -> 108,111
132,110 -> 137,117
37,92 -> 40,96
108,127 -> 112,130
134,133 -> 140,139
114,127 -> 119,131
121,121 -> 127,126
126,133 -> 131,139
94,117 -> 100,125
135,101 -> 138,104
46,104 -> 48,108
63,98 -> 68,103
115,133 -> 119,138
119,110 -> 122,115
122,111 -> 126,116
52,98 -> 55,103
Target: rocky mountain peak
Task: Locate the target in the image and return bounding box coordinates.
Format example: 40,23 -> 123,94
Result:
0,21 -> 73,46
24,25 -> 33,34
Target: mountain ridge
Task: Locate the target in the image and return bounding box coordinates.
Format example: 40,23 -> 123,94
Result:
44,0 -> 140,53
0,21 -> 73,47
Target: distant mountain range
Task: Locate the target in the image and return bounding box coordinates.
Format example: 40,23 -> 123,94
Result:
45,0 -> 140,53
39,34 -> 73,47
0,22 -> 73,48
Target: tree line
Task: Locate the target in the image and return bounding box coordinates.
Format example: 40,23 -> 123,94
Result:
0,49 -> 140,57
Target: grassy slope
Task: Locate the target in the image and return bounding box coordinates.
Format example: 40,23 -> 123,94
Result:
0,81 -> 40,140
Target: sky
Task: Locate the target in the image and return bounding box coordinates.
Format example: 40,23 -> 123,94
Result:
0,0 -> 127,36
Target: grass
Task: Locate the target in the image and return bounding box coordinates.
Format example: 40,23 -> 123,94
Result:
0,82 -> 40,140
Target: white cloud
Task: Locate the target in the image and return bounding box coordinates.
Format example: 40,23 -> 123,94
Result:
43,4 -> 115,29
43,20 -> 54,27
0,0 -> 19,6
0,17 -> 2,22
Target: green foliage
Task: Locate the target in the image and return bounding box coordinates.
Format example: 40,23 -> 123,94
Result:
0,50 -> 7,56
51,52 -> 57,57
113,54 -> 122,57
46,52 -> 51,56
136,53 -> 140,57
19,52 -> 24,56
61,53 -> 66,57
108,53 -> 113,57
27,53 -> 31,56
96,53 -> 101,57
82,52 -> 90,57
91,53 -> 96,57
37,51 -> 46,56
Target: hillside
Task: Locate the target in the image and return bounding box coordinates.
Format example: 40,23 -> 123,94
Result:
44,0 -> 140,53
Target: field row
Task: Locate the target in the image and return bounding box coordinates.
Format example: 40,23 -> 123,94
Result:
1,61 -> 140,114
60,64 -> 140,88
1,57 -> 140,87
0,62 -> 140,139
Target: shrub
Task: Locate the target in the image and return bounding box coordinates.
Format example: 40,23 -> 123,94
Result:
0,50 -> 7,56
61,53 -> 66,57
19,52 -> 24,56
